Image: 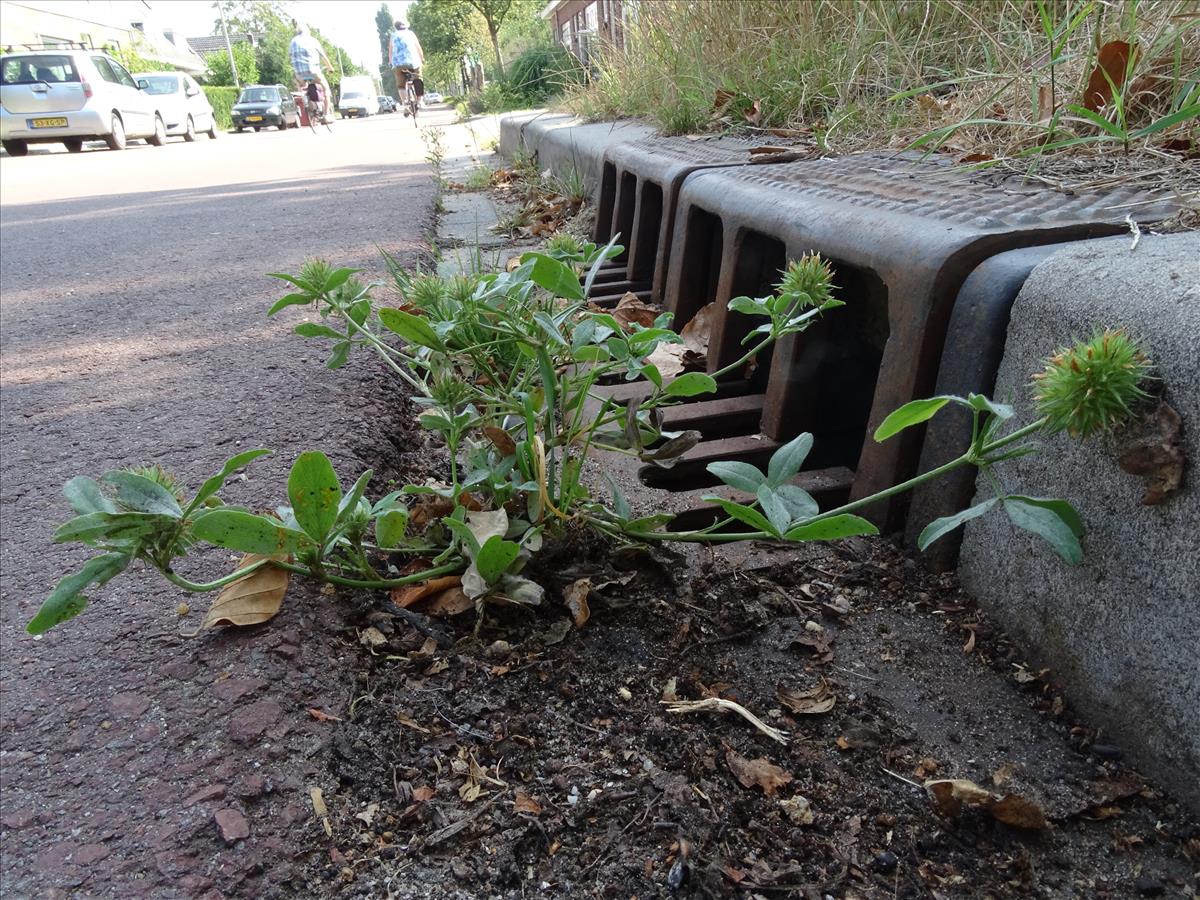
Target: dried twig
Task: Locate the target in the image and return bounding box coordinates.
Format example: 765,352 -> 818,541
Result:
662,697 -> 789,744
1125,212 -> 1142,251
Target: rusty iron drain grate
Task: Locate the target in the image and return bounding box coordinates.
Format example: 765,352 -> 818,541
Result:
590,135 -> 807,306
639,151 -> 1180,530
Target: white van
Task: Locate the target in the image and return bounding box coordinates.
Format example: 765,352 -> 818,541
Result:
337,75 -> 379,118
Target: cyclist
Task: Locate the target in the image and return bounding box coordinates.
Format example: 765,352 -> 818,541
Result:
289,21 -> 333,118
390,19 -> 425,109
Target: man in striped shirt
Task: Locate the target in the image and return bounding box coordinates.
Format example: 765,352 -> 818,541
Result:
289,22 -> 333,116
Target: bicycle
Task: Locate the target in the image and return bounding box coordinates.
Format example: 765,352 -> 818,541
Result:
306,96 -> 332,132
399,69 -> 420,126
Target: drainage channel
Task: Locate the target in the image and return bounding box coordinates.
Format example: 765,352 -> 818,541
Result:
581,146 -> 1179,538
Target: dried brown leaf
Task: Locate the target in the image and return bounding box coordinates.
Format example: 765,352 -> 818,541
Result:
776,681 -> 836,715
391,575 -> 463,609
613,292 -> 661,330
563,578 -> 591,628
725,748 -> 793,795
424,585 -> 474,617
514,791 -> 542,815
925,778 -> 995,818
679,302 -> 715,357
743,98 -> 763,126
645,342 -> 704,377
308,708 -> 342,722
484,425 -> 517,457
990,793 -> 1048,830
1083,40 -> 1137,112
201,554 -> 290,628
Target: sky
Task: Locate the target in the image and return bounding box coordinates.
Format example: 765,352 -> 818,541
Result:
158,0 -> 413,71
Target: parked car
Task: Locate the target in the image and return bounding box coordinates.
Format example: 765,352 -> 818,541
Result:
424,91 -> 443,105
133,71 -> 217,141
377,95 -> 396,113
230,84 -> 299,131
0,47 -> 168,155
336,75 -> 378,118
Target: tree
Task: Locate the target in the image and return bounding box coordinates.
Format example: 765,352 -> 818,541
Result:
204,41 -> 258,86
375,3 -> 396,97
465,0 -> 513,77
409,0 -> 479,58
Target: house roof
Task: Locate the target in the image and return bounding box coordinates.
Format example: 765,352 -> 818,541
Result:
186,33 -> 257,56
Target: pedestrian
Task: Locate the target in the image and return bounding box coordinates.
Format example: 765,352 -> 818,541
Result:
390,19 -> 425,103
289,21 -> 333,117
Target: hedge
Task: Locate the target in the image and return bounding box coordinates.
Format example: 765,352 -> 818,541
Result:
203,86 -> 239,130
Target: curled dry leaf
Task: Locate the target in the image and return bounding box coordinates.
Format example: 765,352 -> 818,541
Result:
925,778 -> 1048,830
726,748 -> 793,795
563,577 -> 591,628
645,342 -> 704,377
776,680 -> 836,715
514,791 -> 542,815
308,708 -> 342,722
391,575 -> 463,609
484,425 -> 517,457
743,99 -> 763,127
1083,41 -> 1137,112
713,88 -> 735,112
613,292 -> 661,330
201,554 -> 290,629
679,302 -> 715,357
424,585 -> 474,617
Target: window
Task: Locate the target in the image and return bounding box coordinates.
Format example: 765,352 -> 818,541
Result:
38,34 -> 72,48
108,58 -> 138,88
91,56 -> 119,84
2,55 -> 80,84
141,74 -> 180,95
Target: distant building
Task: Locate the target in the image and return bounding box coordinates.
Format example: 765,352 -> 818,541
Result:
186,32 -> 260,60
540,0 -> 629,66
0,0 -> 207,72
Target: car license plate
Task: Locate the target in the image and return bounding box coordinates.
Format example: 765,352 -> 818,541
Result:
29,117 -> 68,128
246,115 -> 263,122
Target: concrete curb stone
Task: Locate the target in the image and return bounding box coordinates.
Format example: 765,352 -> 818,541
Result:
959,232 -> 1200,811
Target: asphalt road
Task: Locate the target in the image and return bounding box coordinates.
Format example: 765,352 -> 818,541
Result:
0,108 -> 453,897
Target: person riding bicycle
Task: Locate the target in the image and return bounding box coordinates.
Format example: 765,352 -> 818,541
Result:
390,19 -> 425,107
289,21 -> 333,117
304,79 -> 327,122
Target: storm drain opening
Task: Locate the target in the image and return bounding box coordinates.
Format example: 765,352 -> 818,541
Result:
594,161 -> 617,244
706,229 -> 787,377
611,171 -> 638,264
672,205 -> 724,328
629,179 -> 664,283
763,260 -> 889,472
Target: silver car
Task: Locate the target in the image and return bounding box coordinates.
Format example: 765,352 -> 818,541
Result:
0,48 -> 168,155
133,71 -> 218,141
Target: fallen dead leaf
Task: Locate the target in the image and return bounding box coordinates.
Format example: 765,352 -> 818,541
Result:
396,712 -> 429,733
679,302 -> 715,357
483,425 -> 517,457
613,292 -> 661,330
725,748 -> 793,795
926,778 -> 1048,830
712,88 -> 735,112
780,794 -> 814,825
359,626 -> 387,648
424,658 -> 449,675
776,680 -> 836,715
563,578 -> 591,628
743,98 -> 763,126
412,785 -> 435,802
423,585 -> 474,617
645,342 -> 704,377
201,554 -> 290,628
391,575 -> 463,609
992,763 -> 1018,786
514,791 -> 542,815
1117,400 -> 1185,505
308,708 -> 342,722
1084,40 -> 1138,112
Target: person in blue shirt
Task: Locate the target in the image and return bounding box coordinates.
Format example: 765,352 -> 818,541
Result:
390,20 -> 425,104
289,22 -> 333,116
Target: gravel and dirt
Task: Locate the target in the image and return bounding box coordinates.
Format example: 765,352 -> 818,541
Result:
2,120 -> 1197,900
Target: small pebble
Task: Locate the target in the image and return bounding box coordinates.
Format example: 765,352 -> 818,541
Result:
617,686 -> 632,701
874,850 -> 898,873
1091,743 -> 1122,760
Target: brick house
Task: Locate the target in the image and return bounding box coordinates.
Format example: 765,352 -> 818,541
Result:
539,0 -> 628,66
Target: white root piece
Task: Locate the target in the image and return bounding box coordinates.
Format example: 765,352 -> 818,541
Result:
662,697 -> 789,744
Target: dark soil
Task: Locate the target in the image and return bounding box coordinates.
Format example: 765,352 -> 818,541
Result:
302,534 -> 1199,899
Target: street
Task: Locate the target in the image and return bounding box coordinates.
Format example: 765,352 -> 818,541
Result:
0,107 -> 459,896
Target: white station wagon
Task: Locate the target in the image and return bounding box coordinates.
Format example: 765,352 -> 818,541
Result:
0,48 -> 169,155
133,71 -> 218,142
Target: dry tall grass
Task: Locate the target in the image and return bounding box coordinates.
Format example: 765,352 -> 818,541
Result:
565,0 -> 1198,172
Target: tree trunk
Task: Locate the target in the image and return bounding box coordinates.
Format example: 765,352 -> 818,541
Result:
488,25 -> 504,78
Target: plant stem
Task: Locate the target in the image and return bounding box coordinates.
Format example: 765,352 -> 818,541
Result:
162,559 -> 270,592
273,560 -> 463,589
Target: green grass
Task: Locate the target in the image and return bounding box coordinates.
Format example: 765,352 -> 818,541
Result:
564,0 -> 1199,167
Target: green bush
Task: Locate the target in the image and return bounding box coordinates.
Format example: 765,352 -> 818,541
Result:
203,86 -> 239,130
507,44 -> 581,101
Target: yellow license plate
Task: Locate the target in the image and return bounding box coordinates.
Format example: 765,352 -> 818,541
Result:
246,115 -> 263,122
30,117 -> 68,128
